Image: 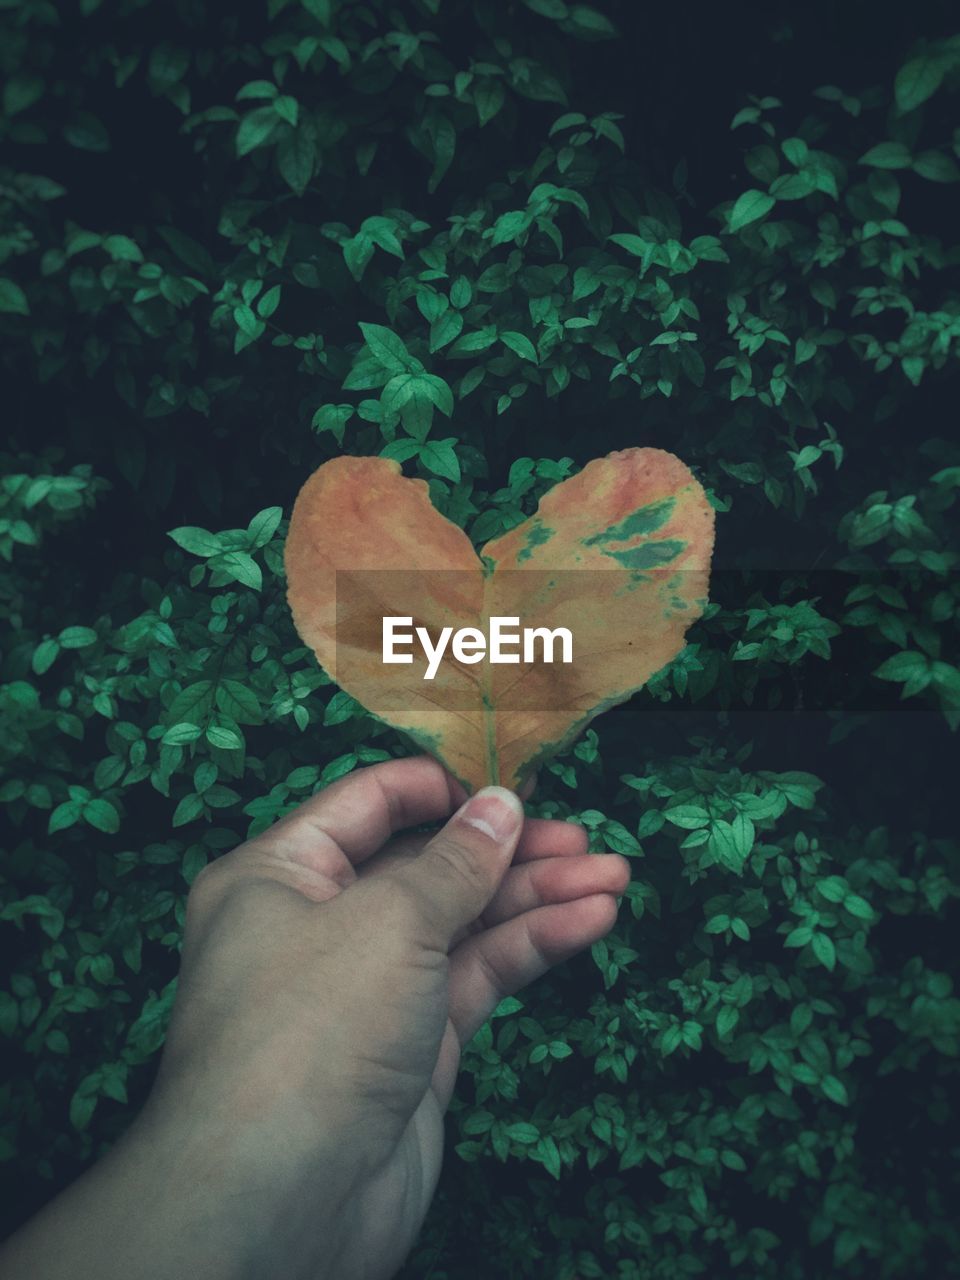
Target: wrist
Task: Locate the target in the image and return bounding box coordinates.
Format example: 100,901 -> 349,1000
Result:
124,1084 -> 361,1279
0,1084 -> 355,1280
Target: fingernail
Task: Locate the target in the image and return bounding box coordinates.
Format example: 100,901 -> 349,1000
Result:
458,786 -> 523,841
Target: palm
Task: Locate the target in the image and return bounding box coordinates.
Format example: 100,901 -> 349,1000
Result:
222,758 -> 629,1278
284,833 -> 464,1279
288,816 -> 622,1278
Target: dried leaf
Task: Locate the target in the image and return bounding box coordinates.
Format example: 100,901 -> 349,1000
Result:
285,448 -> 715,791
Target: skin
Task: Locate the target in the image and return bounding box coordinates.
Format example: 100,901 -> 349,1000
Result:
0,755 -> 630,1280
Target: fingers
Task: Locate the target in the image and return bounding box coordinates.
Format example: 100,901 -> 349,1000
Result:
514,817 -> 588,863
248,751 -> 566,886
446,894 -> 621,1045
479,853 -> 630,928
251,756 -> 462,873
390,787 -> 524,948
446,849 -> 628,946
356,817 -> 589,884
249,755 -> 552,878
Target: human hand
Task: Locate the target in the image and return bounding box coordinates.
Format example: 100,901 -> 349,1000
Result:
0,756 -> 629,1280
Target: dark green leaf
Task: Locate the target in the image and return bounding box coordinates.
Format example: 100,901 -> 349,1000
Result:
728,189 -> 775,231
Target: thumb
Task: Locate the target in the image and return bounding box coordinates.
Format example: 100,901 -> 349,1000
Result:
393,786 -> 524,948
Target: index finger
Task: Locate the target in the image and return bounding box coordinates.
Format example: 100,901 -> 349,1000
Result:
256,755 -> 465,867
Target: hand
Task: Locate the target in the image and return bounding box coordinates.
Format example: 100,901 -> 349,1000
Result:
0,756 -> 630,1280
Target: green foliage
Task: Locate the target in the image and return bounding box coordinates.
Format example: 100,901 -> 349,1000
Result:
1,1 -> 959,1276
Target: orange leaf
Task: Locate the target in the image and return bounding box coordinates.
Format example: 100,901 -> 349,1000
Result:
285,448 -> 715,792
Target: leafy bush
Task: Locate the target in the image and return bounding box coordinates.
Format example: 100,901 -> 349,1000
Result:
2,1 -> 959,1275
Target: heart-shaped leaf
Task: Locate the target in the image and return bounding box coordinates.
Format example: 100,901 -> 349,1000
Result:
285,447 -> 715,791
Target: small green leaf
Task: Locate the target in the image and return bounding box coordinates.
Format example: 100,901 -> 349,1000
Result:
236,80 -> 278,101
792,446 -> 822,471
172,793 -> 205,826
63,111 -> 110,152
312,404 -> 353,443
821,1074 -> 849,1105
247,506 -> 283,548
83,798 -> 120,834
381,439 -> 421,464
913,150 -> 960,182
277,127 -> 317,194
3,74 -> 44,116
162,722 -> 203,748
236,106 -> 280,156
257,285 -> 281,318
874,651 -> 928,682
817,875 -> 847,903
323,690 -> 357,727
728,189 -> 775,231
894,56 -> 945,113
665,804 -> 710,829
48,801 -> 82,834
811,932 -> 836,971
785,925 -> 813,948
843,892 -> 874,921
0,279 -> 30,316
419,438 -> 461,483
416,373 -> 454,417
501,331 -> 538,363
103,234 -> 143,263
216,679 -> 263,724
716,1006 -> 739,1039
505,1122 -> 540,1145
608,233 -> 649,258
32,639 -> 60,675
359,322 -> 416,373
859,141 -> 912,169
273,95 -> 299,127
217,551 -> 263,591
168,526 -> 222,557
59,626 -> 97,649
